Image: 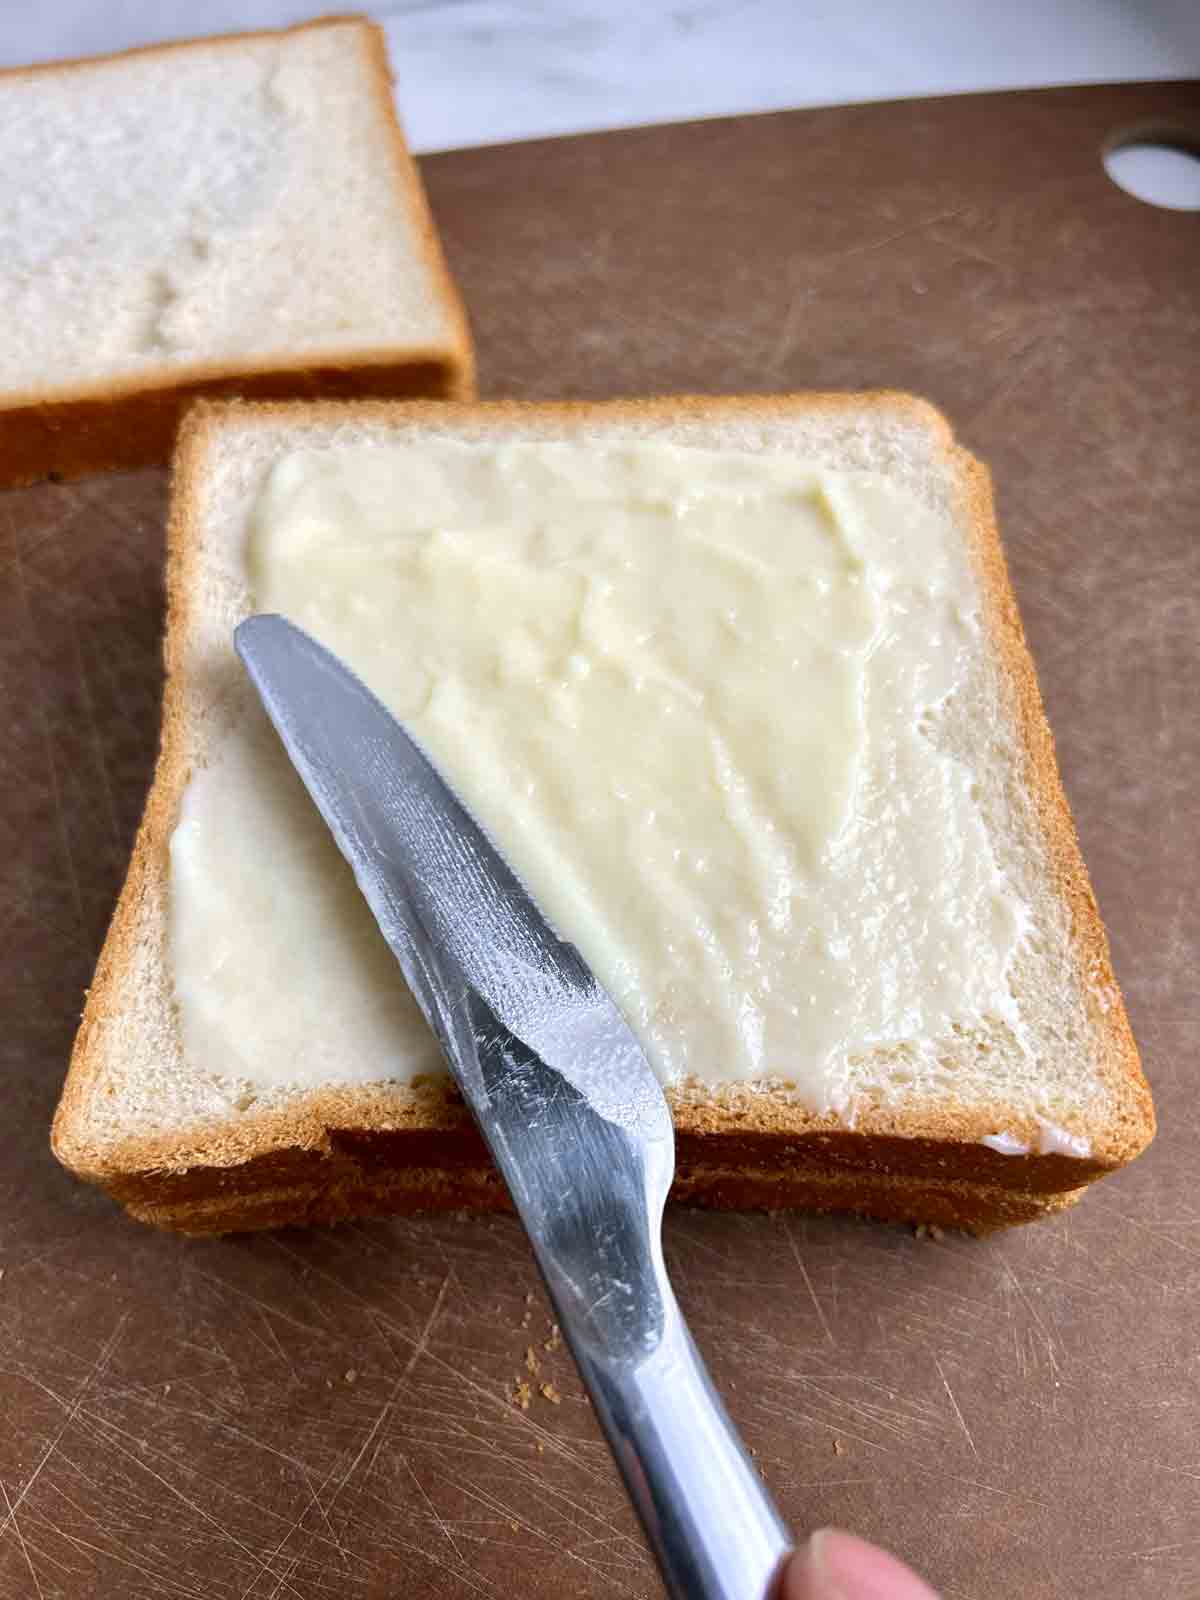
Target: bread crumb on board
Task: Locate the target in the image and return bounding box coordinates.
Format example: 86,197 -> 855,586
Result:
511,1380 -> 533,1411
525,1345 -> 540,1375
543,1322 -> 562,1353
344,1369 -> 358,1385
539,1382 -> 562,1405
834,1439 -> 846,1456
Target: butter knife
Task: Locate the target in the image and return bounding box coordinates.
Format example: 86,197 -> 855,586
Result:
236,613 -> 793,1600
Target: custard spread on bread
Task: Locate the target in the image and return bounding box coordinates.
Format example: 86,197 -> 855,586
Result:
170,439 -> 1030,1116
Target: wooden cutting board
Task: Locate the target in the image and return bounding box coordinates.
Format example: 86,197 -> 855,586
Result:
2,81 -> 1198,1600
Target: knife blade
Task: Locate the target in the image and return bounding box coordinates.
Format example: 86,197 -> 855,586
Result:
236,612 -> 792,1600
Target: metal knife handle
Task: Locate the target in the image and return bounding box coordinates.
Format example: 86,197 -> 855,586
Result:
545,1267 -> 792,1600
450,1013 -> 792,1599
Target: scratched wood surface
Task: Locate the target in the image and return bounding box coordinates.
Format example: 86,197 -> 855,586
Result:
3,82 -> 1199,1599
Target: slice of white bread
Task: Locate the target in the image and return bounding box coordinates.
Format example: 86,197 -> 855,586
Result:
51,394 -> 1154,1234
0,16 -> 472,488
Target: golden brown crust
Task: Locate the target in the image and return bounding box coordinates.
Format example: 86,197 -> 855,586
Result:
0,11 -> 364,85
123,1162 -> 1086,1238
0,355 -> 471,489
956,452 -> 1154,1164
52,392 -> 1155,1232
90,1114 -> 1109,1210
356,20 -> 476,402
0,16 -> 475,489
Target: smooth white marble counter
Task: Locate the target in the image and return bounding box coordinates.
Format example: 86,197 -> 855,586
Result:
2,1 -> 1198,154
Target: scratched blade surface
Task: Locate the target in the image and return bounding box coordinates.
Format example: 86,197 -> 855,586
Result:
235,615 -> 674,1351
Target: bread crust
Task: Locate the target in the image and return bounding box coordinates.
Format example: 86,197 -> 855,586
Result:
0,17 -> 475,488
51,393 -> 1155,1231
126,1168 -> 1087,1239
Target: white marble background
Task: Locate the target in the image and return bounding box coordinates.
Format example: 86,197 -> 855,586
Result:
4,2 -> 1199,205
3,1 -> 1198,154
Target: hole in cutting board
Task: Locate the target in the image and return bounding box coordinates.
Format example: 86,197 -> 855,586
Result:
1103,132 -> 1200,211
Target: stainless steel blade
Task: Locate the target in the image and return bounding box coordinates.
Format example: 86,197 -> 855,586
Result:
236,613 -> 791,1599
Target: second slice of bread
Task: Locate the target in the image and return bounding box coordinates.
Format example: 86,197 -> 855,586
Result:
0,17 -> 473,487
51,394 -> 1154,1233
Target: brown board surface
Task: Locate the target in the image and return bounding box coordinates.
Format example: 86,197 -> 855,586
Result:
2,81 -> 1199,1598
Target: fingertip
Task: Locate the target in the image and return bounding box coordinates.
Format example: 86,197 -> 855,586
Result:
780,1527 -> 941,1599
